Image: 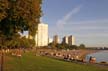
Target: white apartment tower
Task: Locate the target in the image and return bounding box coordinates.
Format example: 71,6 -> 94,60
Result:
63,36 -> 68,44
35,23 -> 48,47
53,35 -> 59,44
68,35 -> 75,45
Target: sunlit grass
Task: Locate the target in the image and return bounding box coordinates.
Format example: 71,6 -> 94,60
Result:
4,52 -> 108,71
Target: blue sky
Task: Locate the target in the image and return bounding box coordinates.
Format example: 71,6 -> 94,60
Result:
41,0 -> 108,47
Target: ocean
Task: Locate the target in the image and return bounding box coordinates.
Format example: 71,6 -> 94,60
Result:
86,50 -> 108,63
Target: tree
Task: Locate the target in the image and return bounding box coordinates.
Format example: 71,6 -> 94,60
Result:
61,43 -> 69,49
0,0 -> 42,36
0,0 -> 42,48
79,44 -> 86,49
56,43 -> 65,49
48,43 -> 56,48
19,36 -> 35,48
68,45 -> 78,50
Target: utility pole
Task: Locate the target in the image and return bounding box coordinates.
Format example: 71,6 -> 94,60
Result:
35,31 -> 38,56
1,51 -> 4,71
0,37 -> 4,71
0,1 -> 17,71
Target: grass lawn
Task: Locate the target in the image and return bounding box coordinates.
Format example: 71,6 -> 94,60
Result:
4,52 -> 108,71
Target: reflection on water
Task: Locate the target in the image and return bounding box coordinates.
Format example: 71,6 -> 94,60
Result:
86,50 -> 108,62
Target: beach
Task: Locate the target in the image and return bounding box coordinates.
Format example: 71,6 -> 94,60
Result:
36,48 -> 101,61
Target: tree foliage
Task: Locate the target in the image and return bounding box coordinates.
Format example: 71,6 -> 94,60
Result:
0,0 -> 42,48
0,0 -> 42,36
79,44 -> 86,49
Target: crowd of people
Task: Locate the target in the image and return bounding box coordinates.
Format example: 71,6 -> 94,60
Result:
0,48 -> 96,63
38,49 -> 86,62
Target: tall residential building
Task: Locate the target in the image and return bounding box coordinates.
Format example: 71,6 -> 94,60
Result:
68,35 -> 75,45
62,36 -> 68,44
35,23 -> 48,47
53,35 -> 59,44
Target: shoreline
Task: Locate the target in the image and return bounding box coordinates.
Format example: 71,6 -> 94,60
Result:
37,48 -> 102,60
38,49 -> 108,68
78,49 -> 101,59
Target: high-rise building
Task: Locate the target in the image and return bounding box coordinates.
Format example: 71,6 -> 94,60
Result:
35,23 -> 48,47
68,35 -> 75,45
53,35 -> 59,44
62,36 -> 68,44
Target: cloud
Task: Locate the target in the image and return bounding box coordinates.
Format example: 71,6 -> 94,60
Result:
69,19 -> 108,25
76,33 -> 108,37
56,5 -> 82,29
65,19 -> 108,30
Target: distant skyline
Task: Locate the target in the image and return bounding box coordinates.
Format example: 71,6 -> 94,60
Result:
42,0 -> 108,47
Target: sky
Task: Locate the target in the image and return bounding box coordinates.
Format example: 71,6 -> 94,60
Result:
41,0 -> 108,47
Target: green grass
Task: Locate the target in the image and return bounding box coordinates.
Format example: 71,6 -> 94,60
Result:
4,52 -> 108,71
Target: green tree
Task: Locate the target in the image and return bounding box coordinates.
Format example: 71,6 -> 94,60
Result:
19,36 -> 35,48
61,43 -> 69,49
48,43 -> 56,48
79,44 -> 86,49
0,0 -> 42,48
56,44 -> 65,49
68,45 -> 78,50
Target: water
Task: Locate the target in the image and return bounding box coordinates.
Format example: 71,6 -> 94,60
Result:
86,50 -> 108,63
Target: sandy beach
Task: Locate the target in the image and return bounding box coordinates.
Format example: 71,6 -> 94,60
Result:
36,48 -> 101,61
